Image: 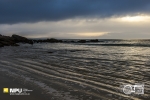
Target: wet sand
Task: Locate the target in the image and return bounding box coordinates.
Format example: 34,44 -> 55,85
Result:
0,43 -> 150,100
0,74 -> 50,100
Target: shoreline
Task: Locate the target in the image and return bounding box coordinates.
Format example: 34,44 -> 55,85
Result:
0,43 -> 149,100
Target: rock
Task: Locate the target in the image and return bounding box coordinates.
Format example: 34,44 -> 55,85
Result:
58,40 -> 63,43
63,41 -> 69,43
12,43 -> 19,46
48,51 -> 53,53
0,43 -> 4,47
0,41 -> 11,46
0,40 -> 17,46
28,40 -> 34,45
0,35 -> 22,47
33,38 -> 64,43
36,40 -> 43,43
70,40 -> 76,43
0,34 -> 34,48
0,35 -> 18,46
77,40 -> 87,43
70,50 -> 76,52
47,38 -> 59,43
33,40 -> 37,43
12,34 -> 29,43
90,39 -> 99,42
0,36 -> 13,42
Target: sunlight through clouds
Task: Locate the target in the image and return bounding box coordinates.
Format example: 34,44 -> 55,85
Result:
76,32 -> 108,37
0,15 -> 150,39
119,15 -> 150,22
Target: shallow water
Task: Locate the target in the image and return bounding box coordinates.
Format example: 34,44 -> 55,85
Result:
0,40 -> 150,100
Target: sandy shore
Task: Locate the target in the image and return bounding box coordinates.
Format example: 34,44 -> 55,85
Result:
0,44 -> 149,100
0,74 -> 50,100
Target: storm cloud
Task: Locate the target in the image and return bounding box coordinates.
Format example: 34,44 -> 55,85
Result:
1,17 -> 150,39
0,0 -> 150,24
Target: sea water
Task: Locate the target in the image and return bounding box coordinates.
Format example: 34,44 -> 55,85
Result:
0,39 -> 150,100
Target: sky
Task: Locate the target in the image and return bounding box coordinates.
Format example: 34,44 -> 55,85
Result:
0,0 -> 150,39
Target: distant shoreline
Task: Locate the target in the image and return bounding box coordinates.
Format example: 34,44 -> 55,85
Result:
1,34 -> 150,48
0,34 -> 100,47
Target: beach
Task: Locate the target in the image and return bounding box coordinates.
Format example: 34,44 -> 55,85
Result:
1,0 -> 150,99
0,73 -> 50,100
0,41 -> 150,100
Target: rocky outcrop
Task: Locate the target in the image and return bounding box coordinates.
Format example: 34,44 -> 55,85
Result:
90,39 -> 99,42
78,40 -> 87,43
12,34 -> 33,44
0,43 -> 4,47
47,38 -> 63,43
33,38 -> 63,43
0,34 -> 101,48
77,40 -> 87,43
0,35 -> 18,47
0,34 -> 33,47
12,34 -> 28,43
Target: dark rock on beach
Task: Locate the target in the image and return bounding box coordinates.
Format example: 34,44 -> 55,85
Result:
70,40 -> 76,43
0,43 -> 4,47
90,39 -> 99,42
12,34 -> 28,42
12,34 -> 33,44
77,40 -> 87,43
47,38 -> 62,43
33,38 -> 62,43
48,51 -> 54,53
0,34 -> 101,48
0,35 -> 17,47
0,34 -> 33,47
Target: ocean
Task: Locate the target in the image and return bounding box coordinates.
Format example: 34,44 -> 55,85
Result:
0,39 -> 150,100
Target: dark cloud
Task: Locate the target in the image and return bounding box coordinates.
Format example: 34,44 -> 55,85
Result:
0,0 -> 150,24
